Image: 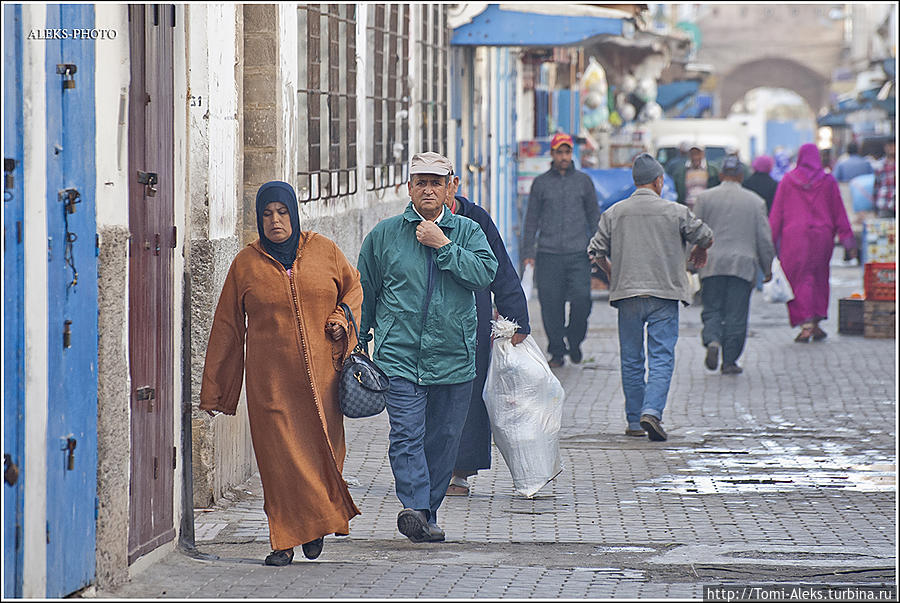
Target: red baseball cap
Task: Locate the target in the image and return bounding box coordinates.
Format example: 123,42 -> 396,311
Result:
550,132 -> 574,150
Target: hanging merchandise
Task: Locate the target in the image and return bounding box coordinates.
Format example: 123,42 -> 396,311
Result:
483,317 -> 564,498
618,103 -> 636,123
580,57 -> 610,127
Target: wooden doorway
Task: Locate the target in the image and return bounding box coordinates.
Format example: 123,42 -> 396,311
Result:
127,3 -> 176,564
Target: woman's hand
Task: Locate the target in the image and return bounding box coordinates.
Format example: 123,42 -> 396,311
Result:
326,321 -> 347,341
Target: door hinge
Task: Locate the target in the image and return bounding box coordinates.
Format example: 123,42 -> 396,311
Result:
46,521 -> 50,544
153,457 -> 158,480
173,446 -> 177,470
171,226 -> 177,248
95,497 -> 99,520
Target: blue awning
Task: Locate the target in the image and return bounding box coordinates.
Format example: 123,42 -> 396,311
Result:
656,80 -> 702,111
452,4 -> 624,47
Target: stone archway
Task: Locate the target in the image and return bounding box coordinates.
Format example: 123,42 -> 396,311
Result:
719,57 -> 830,116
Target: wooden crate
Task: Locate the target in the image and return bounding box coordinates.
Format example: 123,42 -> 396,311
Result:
864,262 -> 896,301
838,298 -> 864,335
863,300 -> 896,339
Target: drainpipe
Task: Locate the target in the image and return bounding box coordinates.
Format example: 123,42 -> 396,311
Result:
177,270 -> 218,560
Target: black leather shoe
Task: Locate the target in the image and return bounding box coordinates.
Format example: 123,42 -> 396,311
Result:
301,537 -> 324,560
705,342 -> 720,371
721,364 -> 743,375
397,509 -> 430,543
426,522 -> 445,542
639,414 -> 668,442
568,346 -> 583,364
548,356 -> 565,368
264,548 -> 294,566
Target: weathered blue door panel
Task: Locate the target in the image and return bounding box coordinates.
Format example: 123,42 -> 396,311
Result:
3,4 -> 26,597
44,4 -> 98,597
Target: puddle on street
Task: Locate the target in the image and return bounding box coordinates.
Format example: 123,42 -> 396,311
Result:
636,440 -> 896,494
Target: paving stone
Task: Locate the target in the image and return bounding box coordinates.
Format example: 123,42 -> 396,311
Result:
96,259 -> 896,598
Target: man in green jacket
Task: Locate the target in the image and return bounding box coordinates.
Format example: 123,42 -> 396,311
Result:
357,152 -> 498,544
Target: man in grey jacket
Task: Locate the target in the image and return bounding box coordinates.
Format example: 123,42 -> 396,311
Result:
588,154 -> 713,441
693,156 -> 775,375
522,132 -> 601,367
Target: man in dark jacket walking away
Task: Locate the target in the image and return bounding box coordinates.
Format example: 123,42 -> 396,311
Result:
522,132 -> 601,367
693,156 -> 776,375
444,172 -> 531,497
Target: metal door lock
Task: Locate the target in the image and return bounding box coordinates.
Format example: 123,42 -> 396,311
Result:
137,171 -> 158,197
65,438 -> 77,471
58,188 -> 81,214
4,453 -> 19,485
4,158 -> 16,190
63,320 -> 72,349
136,386 -> 156,412
56,63 -> 77,89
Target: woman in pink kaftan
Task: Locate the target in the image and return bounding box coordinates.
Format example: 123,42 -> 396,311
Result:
769,143 -> 858,343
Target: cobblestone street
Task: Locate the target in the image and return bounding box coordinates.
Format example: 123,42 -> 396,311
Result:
96,259 -> 896,599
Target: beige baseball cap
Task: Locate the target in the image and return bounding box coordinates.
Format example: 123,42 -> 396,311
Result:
410,152 -> 453,176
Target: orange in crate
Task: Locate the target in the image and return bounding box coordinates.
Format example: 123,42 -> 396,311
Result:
864,262 -> 896,301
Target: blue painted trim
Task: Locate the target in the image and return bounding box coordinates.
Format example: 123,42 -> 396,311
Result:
452,4 -> 623,47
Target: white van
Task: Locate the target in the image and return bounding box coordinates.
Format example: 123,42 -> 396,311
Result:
645,118 -> 751,167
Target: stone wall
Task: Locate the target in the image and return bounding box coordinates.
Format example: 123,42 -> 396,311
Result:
242,3 -> 280,244
95,226 -> 131,588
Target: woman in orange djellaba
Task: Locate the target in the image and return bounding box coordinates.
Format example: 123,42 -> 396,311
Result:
200,181 -> 362,566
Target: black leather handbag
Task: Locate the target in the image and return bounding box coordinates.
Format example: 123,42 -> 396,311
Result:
337,303 -> 389,418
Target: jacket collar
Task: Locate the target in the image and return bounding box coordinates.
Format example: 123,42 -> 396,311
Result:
631,187 -> 662,201
402,201 -> 459,229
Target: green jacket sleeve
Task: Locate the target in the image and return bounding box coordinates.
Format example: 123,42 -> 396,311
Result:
356,230 -> 381,344
433,223 -> 498,291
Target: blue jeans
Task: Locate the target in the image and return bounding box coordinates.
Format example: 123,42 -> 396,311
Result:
385,377 -> 473,524
616,296 -> 679,430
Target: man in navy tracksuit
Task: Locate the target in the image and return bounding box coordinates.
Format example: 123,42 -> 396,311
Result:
443,174 -> 531,496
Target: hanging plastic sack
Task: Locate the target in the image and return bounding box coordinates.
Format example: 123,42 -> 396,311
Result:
483,317 -> 564,498
520,263 -> 535,301
762,257 -> 795,303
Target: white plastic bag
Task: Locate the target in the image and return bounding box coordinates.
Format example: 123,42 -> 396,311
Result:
483,317 -> 564,498
762,257 -> 794,303
520,263 -> 535,301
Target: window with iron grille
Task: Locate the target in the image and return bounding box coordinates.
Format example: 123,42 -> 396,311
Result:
297,4 -> 357,202
416,5 -> 449,158
366,4 -> 410,190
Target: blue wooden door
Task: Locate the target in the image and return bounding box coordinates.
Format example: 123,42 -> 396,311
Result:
494,48 -> 519,269
43,4 -> 98,597
3,4 -> 26,597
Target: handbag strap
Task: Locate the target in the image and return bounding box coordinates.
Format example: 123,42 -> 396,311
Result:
338,302 -> 366,355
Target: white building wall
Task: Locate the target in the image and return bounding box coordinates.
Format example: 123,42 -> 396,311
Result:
21,3 -> 48,596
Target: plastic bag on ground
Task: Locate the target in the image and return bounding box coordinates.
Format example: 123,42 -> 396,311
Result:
762,257 -> 794,303
483,317 -> 564,498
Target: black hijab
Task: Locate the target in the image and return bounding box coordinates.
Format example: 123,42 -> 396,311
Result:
256,181 -> 301,270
